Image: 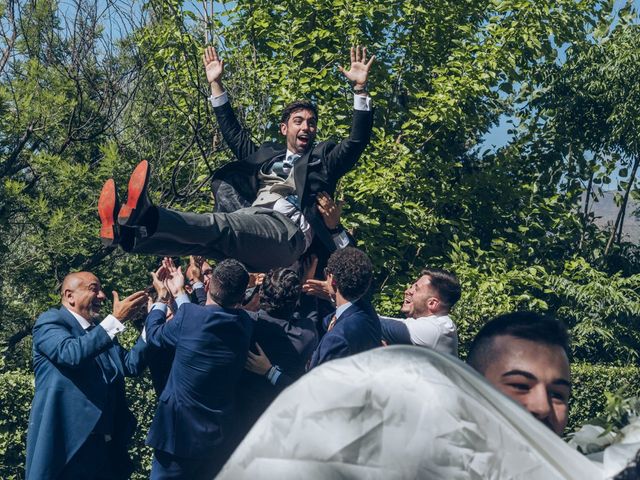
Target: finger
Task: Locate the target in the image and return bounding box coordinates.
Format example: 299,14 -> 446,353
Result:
126,291 -> 148,303
304,279 -> 324,287
112,291 -> 119,304
362,46 -> 367,63
255,343 -> 265,355
212,46 -> 219,61
365,54 -> 375,68
350,46 -> 355,64
356,45 -> 361,63
247,351 -> 257,361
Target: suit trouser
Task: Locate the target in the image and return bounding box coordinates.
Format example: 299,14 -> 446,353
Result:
151,449 -> 226,480
59,434 -> 130,480
127,206 -> 306,271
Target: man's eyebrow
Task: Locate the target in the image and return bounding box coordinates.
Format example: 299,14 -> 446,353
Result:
501,369 -> 537,381
502,369 -> 571,388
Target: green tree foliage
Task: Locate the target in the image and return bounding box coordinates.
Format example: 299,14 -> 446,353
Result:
1,0 -> 640,475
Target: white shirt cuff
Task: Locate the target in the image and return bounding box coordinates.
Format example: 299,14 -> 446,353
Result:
151,302 -> 168,313
100,314 -> 126,339
354,94 -> 372,111
175,293 -> 191,309
141,327 -> 146,343
209,91 -> 229,108
192,281 -> 204,289
332,230 -> 351,249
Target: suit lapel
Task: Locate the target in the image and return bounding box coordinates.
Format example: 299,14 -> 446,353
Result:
59,306 -> 88,337
294,151 -> 310,199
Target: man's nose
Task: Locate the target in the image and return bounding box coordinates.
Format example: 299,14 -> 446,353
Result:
97,289 -> 107,301
525,385 -> 552,421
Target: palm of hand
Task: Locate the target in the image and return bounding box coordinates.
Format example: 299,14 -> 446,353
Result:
343,62 -> 369,84
205,61 -> 223,83
165,273 -> 184,296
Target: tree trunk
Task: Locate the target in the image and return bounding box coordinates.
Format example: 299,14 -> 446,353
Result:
605,155 -> 640,255
579,171 -> 594,251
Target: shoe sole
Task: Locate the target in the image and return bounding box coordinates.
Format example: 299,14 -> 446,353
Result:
98,179 -> 119,246
118,160 -> 149,226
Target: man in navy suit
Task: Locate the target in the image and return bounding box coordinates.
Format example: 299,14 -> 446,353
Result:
308,247 -> 381,369
144,258 -> 253,479
98,46 -> 374,272
26,272 -> 148,480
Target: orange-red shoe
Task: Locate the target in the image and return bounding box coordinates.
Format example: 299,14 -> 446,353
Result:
118,160 -> 152,227
98,178 -> 120,247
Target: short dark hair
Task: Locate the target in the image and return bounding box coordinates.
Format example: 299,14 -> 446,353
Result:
280,100 -> 318,125
259,268 -> 301,319
209,259 -> 249,308
327,247 -> 373,302
421,268 -> 461,310
467,311 -> 570,374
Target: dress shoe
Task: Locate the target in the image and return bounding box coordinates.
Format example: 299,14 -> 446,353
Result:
118,160 -> 153,227
98,178 -> 120,247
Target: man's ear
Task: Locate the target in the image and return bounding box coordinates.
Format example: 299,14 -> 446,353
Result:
428,297 -> 440,311
279,122 -> 287,136
63,289 -> 74,306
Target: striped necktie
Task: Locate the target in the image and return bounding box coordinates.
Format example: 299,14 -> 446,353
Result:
327,314 -> 338,331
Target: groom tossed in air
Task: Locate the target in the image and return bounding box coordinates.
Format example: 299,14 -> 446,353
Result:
99,45 -> 375,271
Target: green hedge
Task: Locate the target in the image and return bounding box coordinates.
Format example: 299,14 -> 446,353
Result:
0,370 -> 156,480
2,363 -> 639,478
568,363 -> 640,433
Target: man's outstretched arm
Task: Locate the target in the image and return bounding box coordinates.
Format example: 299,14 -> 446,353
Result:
203,45 -> 258,161
324,46 -> 375,180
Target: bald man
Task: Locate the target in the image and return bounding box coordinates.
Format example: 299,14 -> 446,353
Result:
26,272 -> 148,480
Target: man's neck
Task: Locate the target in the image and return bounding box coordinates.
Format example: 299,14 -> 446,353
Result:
334,291 -> 350,308
63,303 -> 91,322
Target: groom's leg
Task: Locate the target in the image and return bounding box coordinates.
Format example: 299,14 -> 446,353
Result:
127,207 -> 306,271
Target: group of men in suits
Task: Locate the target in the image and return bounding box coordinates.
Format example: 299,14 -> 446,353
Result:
26,39 -> 575,479
27,43 -> 387,480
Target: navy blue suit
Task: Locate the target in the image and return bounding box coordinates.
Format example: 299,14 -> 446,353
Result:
26,306 -> 147,480
308,300 -> 381,369
144,302 -> 253,479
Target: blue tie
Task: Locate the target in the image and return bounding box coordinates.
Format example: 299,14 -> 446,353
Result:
272,154 -> 300,177
87,325 -> 118,383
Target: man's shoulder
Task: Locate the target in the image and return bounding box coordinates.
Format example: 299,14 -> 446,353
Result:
413,314 -> 456,331
34,307 -> 68,327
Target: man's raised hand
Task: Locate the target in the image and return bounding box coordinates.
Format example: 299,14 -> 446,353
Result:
162,257 -> 186,299
339,46 -> 375,88
203,46 -> 225,96
112,290 -> 148,322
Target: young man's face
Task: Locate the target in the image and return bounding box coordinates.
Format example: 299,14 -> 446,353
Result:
400,275 -> 440,318
280,108 -> 317,154
481,335 -> 571,436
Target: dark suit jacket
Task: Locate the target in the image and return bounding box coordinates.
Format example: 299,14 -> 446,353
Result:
211,100 -> 374,252
144,302 -> 253,459
26,306 -> 147,480
235,310 -> 317,434
308,300 -> 381,369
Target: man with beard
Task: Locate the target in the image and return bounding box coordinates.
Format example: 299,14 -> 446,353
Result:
380,268 -> 461,356
26,272 -> 148,480
98,46 -> 374,272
